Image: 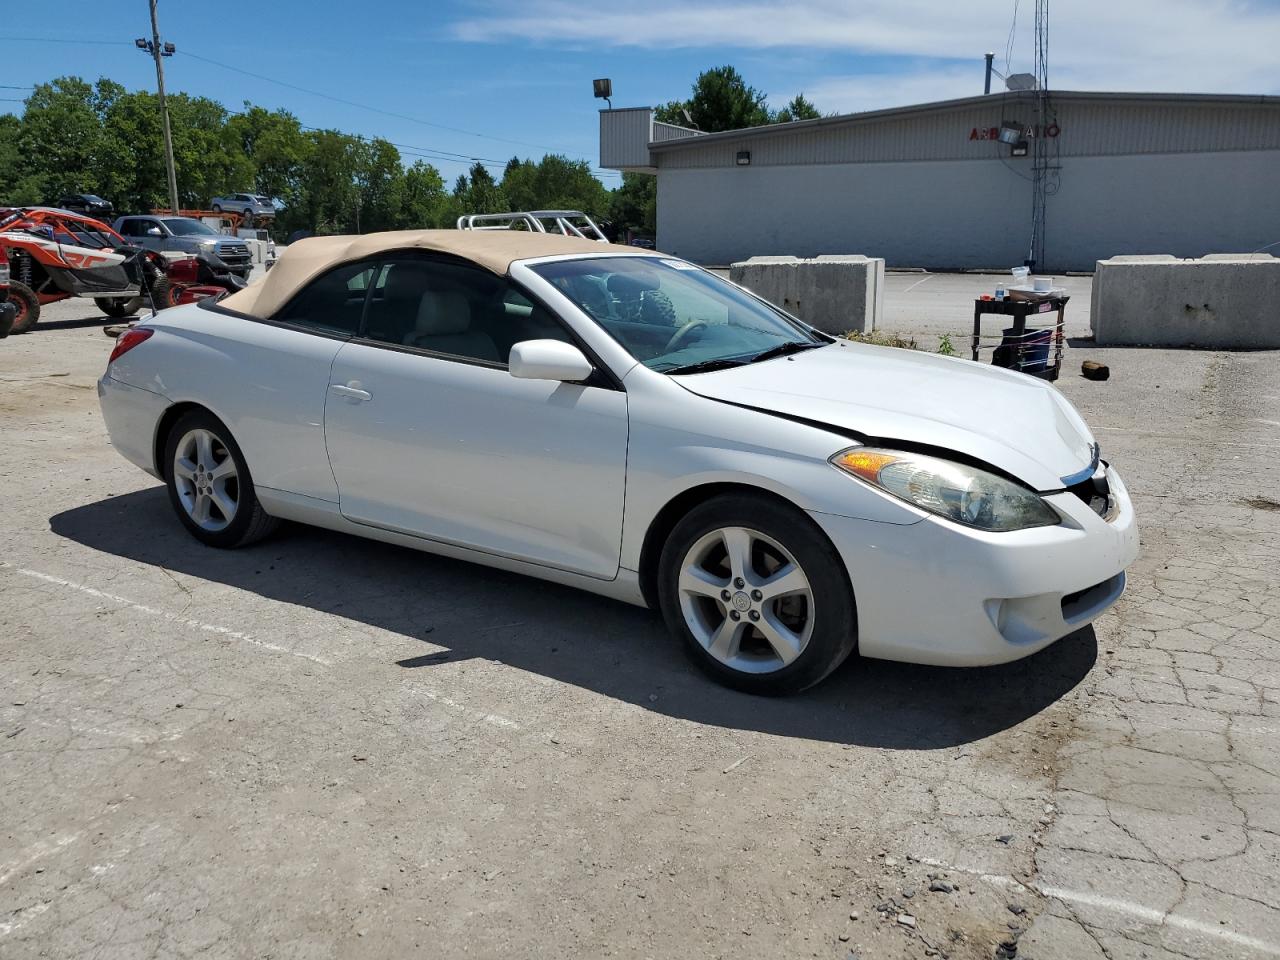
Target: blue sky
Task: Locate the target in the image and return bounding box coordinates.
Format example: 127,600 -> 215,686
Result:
5,0 -> 1279,186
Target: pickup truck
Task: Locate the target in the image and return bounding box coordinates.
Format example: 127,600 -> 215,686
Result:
113,216 -> 254,279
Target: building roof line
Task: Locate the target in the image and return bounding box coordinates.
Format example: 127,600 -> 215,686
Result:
645,90 -> 1280,152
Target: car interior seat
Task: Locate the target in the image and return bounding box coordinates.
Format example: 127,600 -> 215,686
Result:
367,263 -> 434,343
405,290 -> 499,363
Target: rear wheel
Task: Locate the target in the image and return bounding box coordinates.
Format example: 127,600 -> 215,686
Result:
95,296 -> 140,319
163,410 -> 278,548
657,493 -> 857,695
137,277 -> 170,314
211,204 -> 223,214
8,281 -> 39,334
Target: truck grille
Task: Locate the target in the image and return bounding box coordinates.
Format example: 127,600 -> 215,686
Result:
218,243 -> 251,265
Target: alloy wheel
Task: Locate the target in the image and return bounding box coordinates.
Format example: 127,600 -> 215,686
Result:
172,428 -> 239,532
677,526 -> 815,674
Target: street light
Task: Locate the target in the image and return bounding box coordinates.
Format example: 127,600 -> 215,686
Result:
136,0 -> 179,214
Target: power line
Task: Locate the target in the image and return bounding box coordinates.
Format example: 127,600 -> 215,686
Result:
0,35 -> 133,45
1004,0 -> 1020,76
178,48 -> 575,155
0,84 -> 34,90
0,36 -> 620,180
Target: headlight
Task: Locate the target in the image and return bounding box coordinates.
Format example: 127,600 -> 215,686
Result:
831,447 -> 1060,532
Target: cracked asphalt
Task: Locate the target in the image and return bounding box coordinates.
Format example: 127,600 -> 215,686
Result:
2,297 -> 1277,959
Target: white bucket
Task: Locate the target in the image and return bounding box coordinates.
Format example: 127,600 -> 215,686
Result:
1033,275 -> 1053,292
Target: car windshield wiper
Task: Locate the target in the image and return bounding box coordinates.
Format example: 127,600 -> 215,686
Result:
744,340 -> 826,364
660,357 -> 752,375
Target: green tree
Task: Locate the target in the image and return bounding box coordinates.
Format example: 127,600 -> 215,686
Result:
294,129 -> 363,233
609,171 -> 656,236
0,113 -> 41,203
353,137 -> 406,233
11,77 -> 111,202
397,160 -> 449,228
775,93 -> 821,123
500,154 -> 609,217
655,65 -> 771,133
227,105 -> 309,205
453,162 -> 506,215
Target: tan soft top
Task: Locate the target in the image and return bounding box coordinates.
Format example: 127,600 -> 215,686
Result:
220,229 -> 652,319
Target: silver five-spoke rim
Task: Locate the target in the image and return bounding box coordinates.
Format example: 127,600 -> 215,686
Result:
678,526 -> 814,674
172,428 -> 239,532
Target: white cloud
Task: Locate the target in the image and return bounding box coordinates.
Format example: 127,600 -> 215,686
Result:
453,0 -> 1280,103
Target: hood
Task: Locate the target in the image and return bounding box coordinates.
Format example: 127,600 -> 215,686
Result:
675,342 -> 1097,491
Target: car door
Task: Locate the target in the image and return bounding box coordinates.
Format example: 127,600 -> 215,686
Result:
126,218 -> 165,252
206,257 -> 379,502
323,254 -> 629,579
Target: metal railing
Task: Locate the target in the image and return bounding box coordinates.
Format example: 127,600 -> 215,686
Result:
456,210 -> 608,242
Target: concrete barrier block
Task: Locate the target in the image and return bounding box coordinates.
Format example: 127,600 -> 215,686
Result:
729,255 -> 885,334
1092,254 -> 1280,348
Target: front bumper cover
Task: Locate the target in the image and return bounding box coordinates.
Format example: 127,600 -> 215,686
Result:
809,464 -> 1139,667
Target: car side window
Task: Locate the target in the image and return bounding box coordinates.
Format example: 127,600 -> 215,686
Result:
360,256 -> 573,366
120,219 -> 143,237
274,260 -> 377,336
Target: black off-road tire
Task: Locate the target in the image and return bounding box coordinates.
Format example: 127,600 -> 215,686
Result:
95,296 -> 140,319
8,281 -> 40,334
163,409 -> 279,549
657,492 -> 858,696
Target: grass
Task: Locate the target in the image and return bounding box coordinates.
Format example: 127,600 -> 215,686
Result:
843,330 -> 958,356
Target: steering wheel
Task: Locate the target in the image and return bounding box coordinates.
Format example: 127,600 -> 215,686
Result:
664,319 -> 709,354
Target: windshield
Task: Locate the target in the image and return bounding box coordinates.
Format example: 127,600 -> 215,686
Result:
83,195 -> 106,204
531,257 -> 824,372
161,217 -> 219,237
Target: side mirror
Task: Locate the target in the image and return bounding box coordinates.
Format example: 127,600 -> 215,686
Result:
146,227 -> 163,237
508,340 -> 593,382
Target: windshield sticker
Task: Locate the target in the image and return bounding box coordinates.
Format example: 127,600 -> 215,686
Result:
660,259 -> 699,270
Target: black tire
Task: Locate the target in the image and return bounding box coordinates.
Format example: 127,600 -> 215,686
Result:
211,204 -> 222,214
162,409 -> 279,548
7,280 -> 39,334
139,276 -> 171,313
95,296 -> 140,319
657,493 -> 857,695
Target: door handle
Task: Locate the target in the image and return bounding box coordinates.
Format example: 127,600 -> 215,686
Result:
330,382 -> 372,402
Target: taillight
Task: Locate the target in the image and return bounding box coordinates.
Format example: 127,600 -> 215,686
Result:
108,327 -> 154,363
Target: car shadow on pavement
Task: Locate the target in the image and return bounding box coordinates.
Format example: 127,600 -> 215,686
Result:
50,487 -> 1096,750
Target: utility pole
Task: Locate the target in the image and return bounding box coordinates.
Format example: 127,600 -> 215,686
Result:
138,0 -> 180,213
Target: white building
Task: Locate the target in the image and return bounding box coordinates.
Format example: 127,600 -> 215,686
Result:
599,91 -> 1280,270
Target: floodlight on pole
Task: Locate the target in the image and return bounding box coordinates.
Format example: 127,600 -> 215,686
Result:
592,78 -> 612,109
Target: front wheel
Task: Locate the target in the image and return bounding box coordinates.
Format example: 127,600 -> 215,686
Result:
657,493 -> 857,695
163,410 -> 278,548
7,280 -> 40,334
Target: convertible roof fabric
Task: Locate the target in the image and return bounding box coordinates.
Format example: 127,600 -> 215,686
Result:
219,229 -> 651,319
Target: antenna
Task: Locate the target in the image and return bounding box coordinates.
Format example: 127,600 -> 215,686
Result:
1027,0 -> 1053,268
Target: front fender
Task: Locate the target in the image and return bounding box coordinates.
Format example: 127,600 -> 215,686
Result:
619,379 -> 925,570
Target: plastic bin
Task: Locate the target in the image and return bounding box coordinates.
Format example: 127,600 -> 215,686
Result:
995,327 -> 1052,373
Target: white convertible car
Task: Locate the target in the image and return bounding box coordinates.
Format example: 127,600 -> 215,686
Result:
99,231 -> 1138,694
